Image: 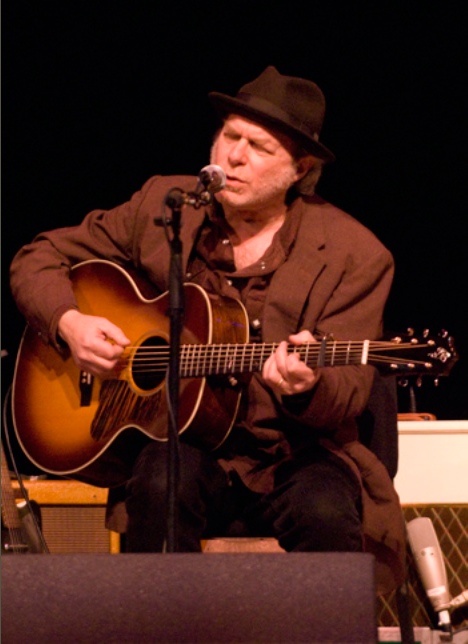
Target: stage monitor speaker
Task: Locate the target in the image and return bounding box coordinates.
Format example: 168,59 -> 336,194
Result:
2,552 -> 376,643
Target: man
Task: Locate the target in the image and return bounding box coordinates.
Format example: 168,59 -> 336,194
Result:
10,66 -> 405,593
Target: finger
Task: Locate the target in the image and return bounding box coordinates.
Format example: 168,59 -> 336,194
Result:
274,340 -> 290,373
289,329 -> 315,345
81,349 -> 124,377
100,322 -> 131,347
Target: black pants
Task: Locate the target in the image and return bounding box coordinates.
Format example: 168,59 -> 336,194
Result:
125,441 -> 363,554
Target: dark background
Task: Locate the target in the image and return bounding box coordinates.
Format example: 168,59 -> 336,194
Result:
2,2 -> 467,445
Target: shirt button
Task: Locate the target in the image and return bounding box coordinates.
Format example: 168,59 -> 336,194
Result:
252,319 -> 261,329
260,261 -> 266,270
226,279 -> 233,286
222,238 -> 230,245
185,272 -> 192,279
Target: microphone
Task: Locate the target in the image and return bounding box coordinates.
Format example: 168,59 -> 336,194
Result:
165,165 -> 226,210
197,164 -> 226,194
406,517 -> 452,630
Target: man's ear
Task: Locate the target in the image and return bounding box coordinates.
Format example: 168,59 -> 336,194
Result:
295,155 -> 317,181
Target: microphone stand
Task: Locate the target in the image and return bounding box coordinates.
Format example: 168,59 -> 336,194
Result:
158,186 -> 213,553
162,194 -> 184,553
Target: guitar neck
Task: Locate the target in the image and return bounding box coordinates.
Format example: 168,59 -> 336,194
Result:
180,339 -> 381,378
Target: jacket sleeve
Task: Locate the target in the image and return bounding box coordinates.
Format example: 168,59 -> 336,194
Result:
282,242 -> 395,430
9,176 -> 161,348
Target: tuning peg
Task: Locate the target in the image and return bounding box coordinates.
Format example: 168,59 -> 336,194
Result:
440,329 -> 448,338
423,329 -> 430,338
416,376 -> 423,387
434,378 -> 439,387
407,328 -> 414,336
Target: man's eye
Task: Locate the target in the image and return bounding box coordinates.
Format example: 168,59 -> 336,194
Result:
251,141 -> 269,153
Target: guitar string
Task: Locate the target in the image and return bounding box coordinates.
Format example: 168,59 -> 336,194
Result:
119,341 -> 429,357
111,341 -> 434,374
121,344 -> 430,357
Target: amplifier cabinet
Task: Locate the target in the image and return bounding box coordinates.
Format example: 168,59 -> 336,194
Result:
13,480 -> 120,554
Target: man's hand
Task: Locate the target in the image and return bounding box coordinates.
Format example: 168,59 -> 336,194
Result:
263,330 -> 317,395
58,309 -> 130,378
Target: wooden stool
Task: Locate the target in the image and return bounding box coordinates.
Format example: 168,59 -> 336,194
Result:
202,537 -> 285,553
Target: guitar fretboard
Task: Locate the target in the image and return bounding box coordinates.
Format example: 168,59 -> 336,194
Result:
179,339 -> 370,377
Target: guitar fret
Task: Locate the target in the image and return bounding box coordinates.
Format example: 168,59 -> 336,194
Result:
191,344 -> 197,377
303,343 -> 309,367
222,345 -> 228,373
184,344 -> 190,377
183,344 -> 189,377
259,344 -> 265,370
180,344 -> 186,377
207,344 -> 212,376
260,344 -> 267,371
240,343 -> 247,373
256,343 -> 265,371
189,344 -> 195,377
318,338 -> 327,367
231,344 -> 238,374
196,345 -> 202,376
226,345 -> 234,374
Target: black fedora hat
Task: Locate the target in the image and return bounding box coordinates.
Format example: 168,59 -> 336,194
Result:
209,66 -> 335,163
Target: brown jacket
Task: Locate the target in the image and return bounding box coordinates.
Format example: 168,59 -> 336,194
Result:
10,175 -> 406,593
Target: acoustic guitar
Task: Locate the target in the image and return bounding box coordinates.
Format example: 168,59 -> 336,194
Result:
11,260 -> 458,487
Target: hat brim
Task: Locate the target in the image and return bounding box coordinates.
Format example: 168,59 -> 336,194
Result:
209,92 -> 335,163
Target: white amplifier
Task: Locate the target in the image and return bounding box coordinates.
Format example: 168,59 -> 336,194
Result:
395,420 -> 468,504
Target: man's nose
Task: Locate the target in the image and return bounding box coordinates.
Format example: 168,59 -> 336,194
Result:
228,140 -> 248,164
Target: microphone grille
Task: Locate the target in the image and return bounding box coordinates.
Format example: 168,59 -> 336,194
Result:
199,165 -> 226,192
407,517 -> 440,553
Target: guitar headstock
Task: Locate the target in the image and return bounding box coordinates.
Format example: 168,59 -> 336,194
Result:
378,328 -> 459,377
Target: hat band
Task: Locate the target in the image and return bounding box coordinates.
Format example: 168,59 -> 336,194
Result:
236,92 -> 320,141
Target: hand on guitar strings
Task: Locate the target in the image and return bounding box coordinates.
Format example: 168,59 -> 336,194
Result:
58,309 -> 130,378
263,330 -> 318,396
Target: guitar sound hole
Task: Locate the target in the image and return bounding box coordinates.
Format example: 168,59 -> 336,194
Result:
131,335 -> 168,392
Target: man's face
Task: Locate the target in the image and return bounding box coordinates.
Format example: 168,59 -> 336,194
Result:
210,115 -> 302,212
